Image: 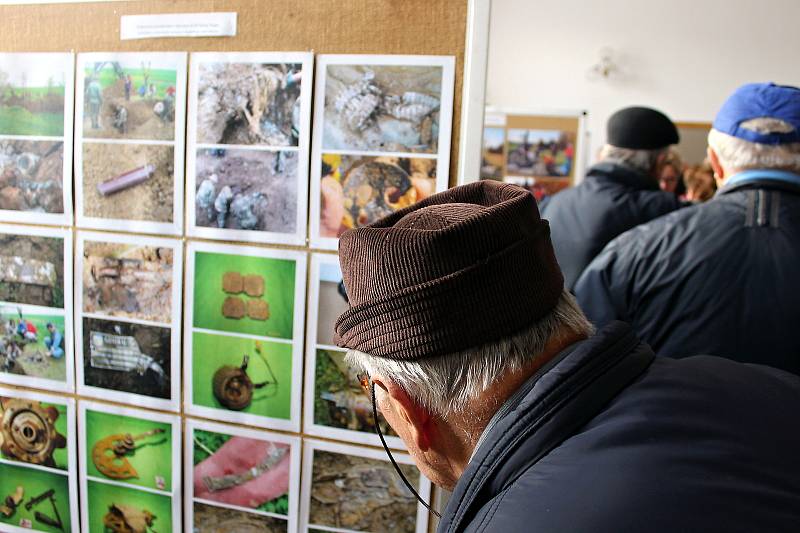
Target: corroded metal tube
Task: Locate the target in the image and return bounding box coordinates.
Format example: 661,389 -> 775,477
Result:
97,164 -> 155,196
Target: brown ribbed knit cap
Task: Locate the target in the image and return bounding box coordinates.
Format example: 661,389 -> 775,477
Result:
334,180 -> 563,361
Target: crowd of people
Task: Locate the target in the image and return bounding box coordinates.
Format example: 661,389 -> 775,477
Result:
331,82 -> 800,531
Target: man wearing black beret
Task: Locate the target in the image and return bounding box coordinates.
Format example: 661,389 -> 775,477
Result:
541,106 -> 683,289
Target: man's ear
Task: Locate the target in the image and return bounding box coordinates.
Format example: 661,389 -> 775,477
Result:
374,377 -> 434,452
707,147 -> 725,187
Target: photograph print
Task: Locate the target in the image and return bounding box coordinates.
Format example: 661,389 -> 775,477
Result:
0,53 -> 73,224
187,52 -> 313,246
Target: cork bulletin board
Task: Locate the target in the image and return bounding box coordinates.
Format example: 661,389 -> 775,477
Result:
0,1 -> 469,531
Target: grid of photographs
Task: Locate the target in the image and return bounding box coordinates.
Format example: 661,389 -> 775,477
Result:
302,253 -> 404,449
309,54 -> 455,249
299,439 -> 431,533
184,241 -> 306,432
78,401 -> 181,533
186,52 -> 313,246
0,224 -> 73,393
185,418 -> 301,532
74,231 -> 183,412
0,386 -> 79,533
0,53 -> 74,226
75,52 -> 187,235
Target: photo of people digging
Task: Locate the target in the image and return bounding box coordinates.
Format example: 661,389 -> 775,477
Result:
82,56 -> 178,141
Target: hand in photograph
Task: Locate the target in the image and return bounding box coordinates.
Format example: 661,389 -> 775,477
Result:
194,437 -> 290,507
320,175 -> 345,237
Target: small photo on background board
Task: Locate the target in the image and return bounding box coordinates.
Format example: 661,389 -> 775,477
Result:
75,52 -> 186,235
480,126 -> 504,180
185,419 -> 300,532
310,54 -> 454,250
75,231 -> 182,411
78,401 -> 181,533
184,241 -> 306,432
303,254 -> 403,449
0,53 -> 74,225
0,224 -> 73,393
0,386 -> 79,533
186,52 -> 313,246
299,439 -> 431,533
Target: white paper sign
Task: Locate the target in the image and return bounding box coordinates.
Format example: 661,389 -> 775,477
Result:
120,12 -> 237,40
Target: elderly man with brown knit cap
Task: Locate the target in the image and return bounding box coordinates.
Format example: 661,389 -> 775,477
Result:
334,180 -> 800,533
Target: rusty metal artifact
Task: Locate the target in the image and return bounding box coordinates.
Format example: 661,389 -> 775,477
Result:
91,428 -> 165,480
203,444 -> 288,492
0,398 -> 66,467
212,355 -> 255,410
102,504 -> 156,533
0,486 -> 23,518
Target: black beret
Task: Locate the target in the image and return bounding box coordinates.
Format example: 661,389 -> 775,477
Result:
607,106 -> 679,149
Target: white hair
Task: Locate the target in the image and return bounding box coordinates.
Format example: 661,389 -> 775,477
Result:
598,144 -> 667,174
708,117 -> 800,172
345,290 -> 594,421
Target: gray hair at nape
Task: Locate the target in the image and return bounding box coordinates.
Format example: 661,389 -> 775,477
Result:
345,290 -> 594,422
708,118 -> 800,173
597,144 -> 668,175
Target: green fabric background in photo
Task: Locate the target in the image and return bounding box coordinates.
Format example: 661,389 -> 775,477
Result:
86,479 -> 172,533
192,331 -> 293,420
192,251 -> 296,339
0,461 -> 72,533
0,402 -> 69,470
85,409 -> 172,492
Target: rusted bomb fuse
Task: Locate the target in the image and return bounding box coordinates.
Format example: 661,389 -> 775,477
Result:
97,164 -> 156,196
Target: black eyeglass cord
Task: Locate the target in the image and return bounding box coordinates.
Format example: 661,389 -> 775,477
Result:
370,381 -> 442,519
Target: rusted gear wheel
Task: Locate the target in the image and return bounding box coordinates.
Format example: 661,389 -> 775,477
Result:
212,365 -> 254,410
0,398 -> 66,467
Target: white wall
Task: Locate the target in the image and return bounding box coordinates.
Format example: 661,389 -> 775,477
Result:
486,0 -> 800,176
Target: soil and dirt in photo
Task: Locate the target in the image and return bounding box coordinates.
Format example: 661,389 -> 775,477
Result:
194,502 -> 288,533
197,62 -> 302,146
314,349 -> 397,437
0,310 -> 66,382
195,148 -> 297,233
321,154 -> 436,237
0,140 -> 64,214
310,450 -> 419,532
83,142 -> 174,223
323,64 -> 443,153
82,241 -> 174,324
83,61 -> 177,141
82,317 -> 171,399
0,233 -> 63,308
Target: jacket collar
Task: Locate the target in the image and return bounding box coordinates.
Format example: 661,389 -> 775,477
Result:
586,161 -> 660,190
718,169 -> 800,196
438,322 -> 655,533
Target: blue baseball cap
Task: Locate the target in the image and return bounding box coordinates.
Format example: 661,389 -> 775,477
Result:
713,83 -> 800,145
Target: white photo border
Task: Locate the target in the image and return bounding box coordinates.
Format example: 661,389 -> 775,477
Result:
299,438 -> 432,533
74,52 -> 188,236
185,51 -> 313,246
303,252 -> 405,450
309,54 -> 456,250
78,399 -> 182,533
184,417 -> 300,533
0,386 -> 79,533
0,223 -> 74,393
0,52 -> 74,226
75,230 -> 183,412
183,240 -> 306,432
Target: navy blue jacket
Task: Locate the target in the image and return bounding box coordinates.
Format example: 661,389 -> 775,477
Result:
540,162 -> 682,289
438,322 -> 800,532
574,175 -> 800,375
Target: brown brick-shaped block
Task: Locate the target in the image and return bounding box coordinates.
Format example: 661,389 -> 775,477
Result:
222,296 -> 246,319
247,299 -> 269,321
243,275 -> 264,297
222,272 -> 243,294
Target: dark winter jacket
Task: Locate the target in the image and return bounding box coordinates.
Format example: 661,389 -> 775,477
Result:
540,162 -> 683,289
438,322 -> 800,533
574,173 -> 800,375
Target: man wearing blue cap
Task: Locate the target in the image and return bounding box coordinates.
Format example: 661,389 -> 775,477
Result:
575,83 -> 800,375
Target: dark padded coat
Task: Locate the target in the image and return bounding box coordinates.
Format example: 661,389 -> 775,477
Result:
574,175 -> 800,375
438,322 -> 800,533
540,162 -> 683,289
